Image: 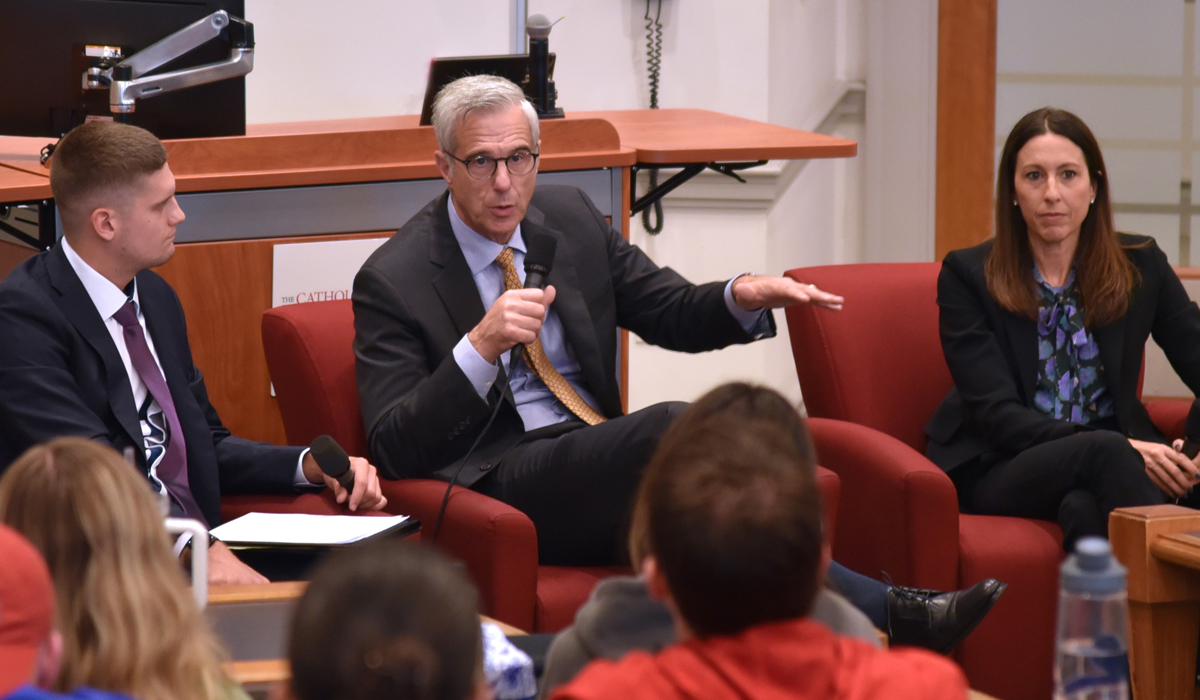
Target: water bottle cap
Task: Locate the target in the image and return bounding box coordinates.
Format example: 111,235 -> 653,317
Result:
1061,536 -> 1126,595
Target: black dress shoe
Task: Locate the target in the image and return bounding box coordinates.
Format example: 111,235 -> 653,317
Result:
885,578 -> 1007,654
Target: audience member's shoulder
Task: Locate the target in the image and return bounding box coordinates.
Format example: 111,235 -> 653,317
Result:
3,687 -> 139,700
547,651 -> 663,700
838,639 -> 969,700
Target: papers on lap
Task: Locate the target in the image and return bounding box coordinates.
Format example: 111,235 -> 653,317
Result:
211,512 -> 411,546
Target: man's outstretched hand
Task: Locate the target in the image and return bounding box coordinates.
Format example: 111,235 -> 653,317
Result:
731,274 -> 843,312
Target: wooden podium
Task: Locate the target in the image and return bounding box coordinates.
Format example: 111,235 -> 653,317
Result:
0,111 -> 856,447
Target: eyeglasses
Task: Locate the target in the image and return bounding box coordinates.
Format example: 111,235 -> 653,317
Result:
446,150 -> 540,180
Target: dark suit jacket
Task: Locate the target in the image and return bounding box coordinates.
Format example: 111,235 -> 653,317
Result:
925,234 -> 1200,473
0,243 -> 303,526
353,185 -> 771,483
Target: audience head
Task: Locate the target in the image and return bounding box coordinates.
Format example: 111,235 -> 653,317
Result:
0,437 -> 233,700
630,383 -> 824,639
628,382 -> 817,566
431,75 -> 540,243
0,524 -> 59,696
288,541 -> 486,700
989,106 -> 1133,326
49,121 -> 183,285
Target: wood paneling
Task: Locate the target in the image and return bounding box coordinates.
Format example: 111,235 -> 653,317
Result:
935,0 -> 998,260
0,240 -> 36,280
154,232 -> 392,446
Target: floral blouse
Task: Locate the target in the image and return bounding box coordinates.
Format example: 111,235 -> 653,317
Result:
1032,267 -> 1115,424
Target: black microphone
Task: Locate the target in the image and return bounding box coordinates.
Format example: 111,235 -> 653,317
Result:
512,233 -> 557,363
523,233 -> 557,290
310,435 -> 355,491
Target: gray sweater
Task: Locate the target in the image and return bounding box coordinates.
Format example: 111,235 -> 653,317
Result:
537,577 -> 881,699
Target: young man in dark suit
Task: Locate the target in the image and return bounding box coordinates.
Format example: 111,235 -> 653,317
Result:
0,121 -> 386,585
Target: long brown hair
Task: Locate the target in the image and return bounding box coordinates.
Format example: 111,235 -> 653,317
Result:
0,438 -> 235,700
987,107 -> 1139,327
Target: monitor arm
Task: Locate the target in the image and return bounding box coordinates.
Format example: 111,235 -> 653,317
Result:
83,10 -> 254,115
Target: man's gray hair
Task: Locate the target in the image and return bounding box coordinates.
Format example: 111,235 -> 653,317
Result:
431,75 -> 540,157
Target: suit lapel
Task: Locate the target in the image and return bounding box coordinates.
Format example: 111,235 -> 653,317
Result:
1093,318 -> 1126,404
429,193 -> 488,338
522,215 -> 609,405
45,245 -> 144,451
1003,310 -> 1040,404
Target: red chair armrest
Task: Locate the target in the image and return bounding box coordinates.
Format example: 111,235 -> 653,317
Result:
808,417 -> 960,591
1145,398 -> 1191,441
380,478 -> 539,632
815,466 -> 840,544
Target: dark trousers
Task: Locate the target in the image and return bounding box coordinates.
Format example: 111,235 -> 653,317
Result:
957,430 -> 1165,551
474,401 -> 688,566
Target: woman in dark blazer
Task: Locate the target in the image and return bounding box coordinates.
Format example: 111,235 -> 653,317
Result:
926,107 -> 1200,550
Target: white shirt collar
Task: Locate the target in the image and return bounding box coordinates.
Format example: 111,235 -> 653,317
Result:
447,193 -> 525,276
60,237 -> 139,320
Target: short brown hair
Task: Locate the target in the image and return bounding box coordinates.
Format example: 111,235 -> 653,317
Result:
634,413 -> 823,638
49,121 -> 167,231
628,382 -> 815,565
289,542 -> 483,700
988,107 -> 1141,327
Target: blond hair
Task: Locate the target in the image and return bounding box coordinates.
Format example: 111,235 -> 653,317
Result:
0,437 -> 234,700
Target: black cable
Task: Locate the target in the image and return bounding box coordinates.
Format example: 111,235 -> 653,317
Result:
642,0 -> 665,235
644,0 -> 663,110
641,169 -> 664,234
430,357 -> 512,543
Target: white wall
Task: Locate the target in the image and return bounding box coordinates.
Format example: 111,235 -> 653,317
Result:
242,0 -> 889,409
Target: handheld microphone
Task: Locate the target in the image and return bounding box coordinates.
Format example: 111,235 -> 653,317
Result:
512,233 -> 557,363
523,233 -> 557,290
310,435 -> 355,491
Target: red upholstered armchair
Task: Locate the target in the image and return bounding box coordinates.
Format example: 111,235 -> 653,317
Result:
258,299 -> 844,634
784,263 -> 1187,700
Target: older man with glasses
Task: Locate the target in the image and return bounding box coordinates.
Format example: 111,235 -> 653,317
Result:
352,75 -> 844,567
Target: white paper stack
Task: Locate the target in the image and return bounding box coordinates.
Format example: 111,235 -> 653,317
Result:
210,513 -> 410,546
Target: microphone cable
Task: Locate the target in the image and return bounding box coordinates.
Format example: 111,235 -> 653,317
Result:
430,365 -> 511,543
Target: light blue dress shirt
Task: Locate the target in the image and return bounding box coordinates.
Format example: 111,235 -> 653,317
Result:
447,195 -> 769,431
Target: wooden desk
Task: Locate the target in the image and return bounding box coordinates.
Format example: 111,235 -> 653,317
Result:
0,111 -> 856,445
1110,505 -> 1200,700
572,108 -> 857,164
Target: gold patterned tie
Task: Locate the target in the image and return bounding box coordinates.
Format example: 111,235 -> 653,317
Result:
495,247 -> 607,426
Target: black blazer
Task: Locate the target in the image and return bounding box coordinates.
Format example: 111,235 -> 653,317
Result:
353,185 -> 770,483
925,235 -> 1200,473
0,244 -> 303,526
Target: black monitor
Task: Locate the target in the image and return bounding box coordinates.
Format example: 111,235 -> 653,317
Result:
0,0 -> 247,140
419,53 -> 556,126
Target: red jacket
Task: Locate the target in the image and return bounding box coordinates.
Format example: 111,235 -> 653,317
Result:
549,617 -> 968,700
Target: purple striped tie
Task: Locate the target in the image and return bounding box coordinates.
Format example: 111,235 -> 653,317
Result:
113,299 -> 205,524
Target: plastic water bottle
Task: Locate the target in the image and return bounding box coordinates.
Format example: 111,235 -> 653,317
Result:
1054,537 -> 1130,700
